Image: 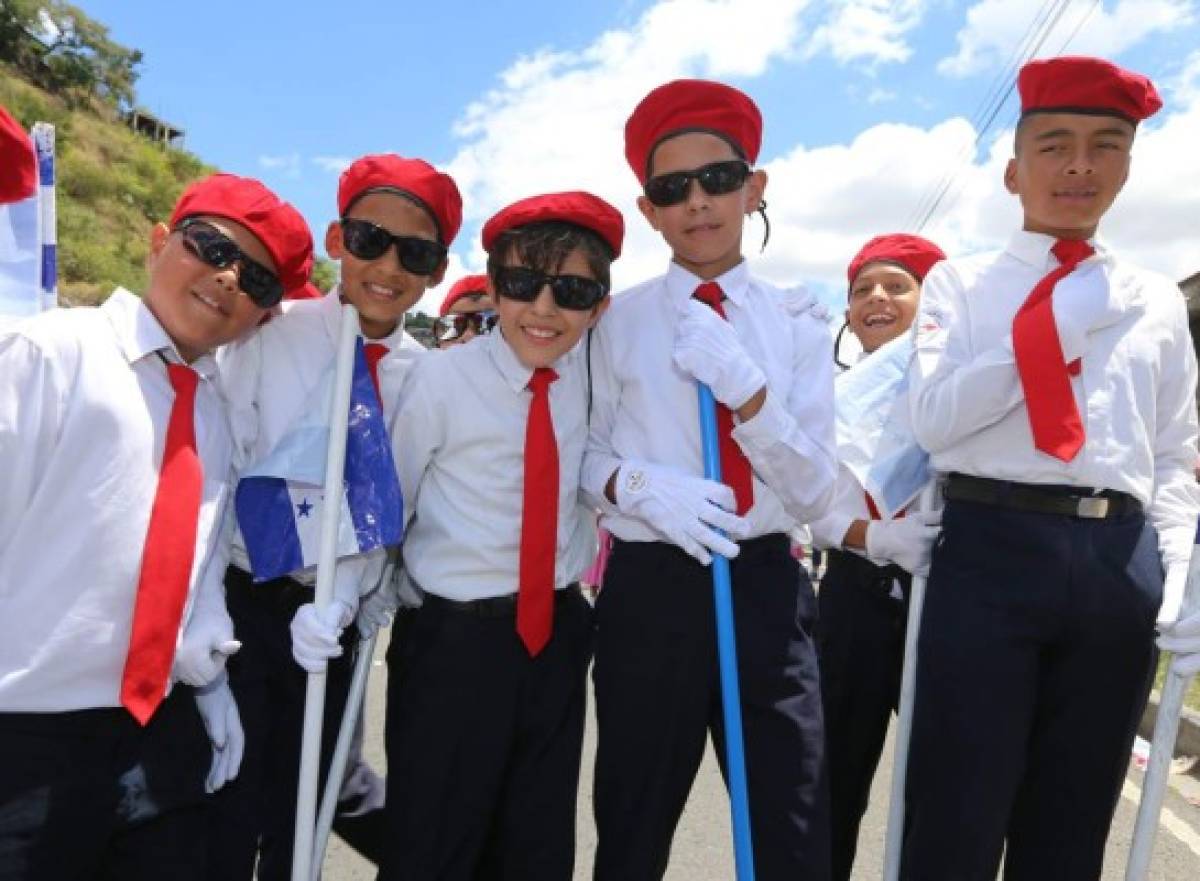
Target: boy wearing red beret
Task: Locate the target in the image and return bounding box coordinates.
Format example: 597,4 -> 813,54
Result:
582,79 -> 838,880
0,173 -> 313,880
209,154 -> 461,881
906,56 -> 1200,878
808,233 -> 945,881
435,273 -> 495,348
377,191 -> 622,881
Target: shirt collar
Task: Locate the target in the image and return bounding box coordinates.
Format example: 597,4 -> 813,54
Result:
323,284 -> 416,352
102,287 -> 218,380
665,259 -> 751,308
1004,229 -> 1109,270
484,326 -> 581,395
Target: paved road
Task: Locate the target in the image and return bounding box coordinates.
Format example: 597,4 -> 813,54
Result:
323,635 -> 1200,880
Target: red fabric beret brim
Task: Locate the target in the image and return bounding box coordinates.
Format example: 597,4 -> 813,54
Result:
847,234 -> 946,288
1018,56 -> 1161,124
482,191 -> 625,259
338,154 -> 464,247
440,274 -> 490,316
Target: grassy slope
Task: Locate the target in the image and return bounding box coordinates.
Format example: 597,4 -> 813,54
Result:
1,64 -> 214,304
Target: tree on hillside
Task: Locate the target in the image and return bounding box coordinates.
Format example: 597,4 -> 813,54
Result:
311,257 -> 338,293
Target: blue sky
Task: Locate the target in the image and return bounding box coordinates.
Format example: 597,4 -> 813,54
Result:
81,0 -> 1200,315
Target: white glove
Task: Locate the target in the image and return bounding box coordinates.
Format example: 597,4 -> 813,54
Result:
291,598 -> 354,673
1157,600 -> 1200,678
356,574 -> 400,640
1052,274 -> 1124,363
614,461 -> 751,565
864,511 -> 943,577
673,300 -> 765,410
173,613 -> 241,687
193,672 -> 244,793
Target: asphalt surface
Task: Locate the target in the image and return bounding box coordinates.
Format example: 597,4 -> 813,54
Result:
322,633 -> 1200,881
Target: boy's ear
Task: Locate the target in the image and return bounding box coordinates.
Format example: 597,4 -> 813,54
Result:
587,295 -> 612,328
745,168 -> 768,213
636,195 -> 662,232
146,222 -> 171,272
325,221 -> 344,259
1003,158 -> 1019,195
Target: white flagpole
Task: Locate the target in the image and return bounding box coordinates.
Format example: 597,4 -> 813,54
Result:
883,480 -> 940,881
310,633 -> 377,881
1125,535 -> 1200,880
292,304 -> 360,881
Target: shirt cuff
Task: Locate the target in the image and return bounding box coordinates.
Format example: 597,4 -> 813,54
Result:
810,510 -> 855,551
731,390 -> 793,452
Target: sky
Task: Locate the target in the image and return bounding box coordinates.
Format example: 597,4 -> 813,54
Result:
81,0 -> 1200,318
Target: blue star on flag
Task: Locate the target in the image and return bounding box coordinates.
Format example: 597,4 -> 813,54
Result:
296,498 -> 313,518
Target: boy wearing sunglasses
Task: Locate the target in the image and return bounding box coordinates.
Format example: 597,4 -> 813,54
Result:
210,154 -> 461,881
436,274 -> 496,348
374,191 -> 622,881
0,172 -> 313,880
582,80 -> 838,880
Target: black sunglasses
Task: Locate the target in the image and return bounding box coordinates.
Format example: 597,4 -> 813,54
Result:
643,159 -> 752,207
493,266 -> 607,311
435,309 -> 497,342
176,219 -> 284,309
340,218 -> 447,276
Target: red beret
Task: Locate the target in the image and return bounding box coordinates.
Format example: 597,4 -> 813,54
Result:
1018,56 -> 1161,124
0,105 -> 36,205
170,173 -> 315,300
439,274 -> 490,316
847,234 -> 946,289
338,154 -> 463,247
625,79 -> 763,184
481,191 -> 625,259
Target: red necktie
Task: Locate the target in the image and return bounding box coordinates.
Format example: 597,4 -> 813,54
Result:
121,362 -> 204,725
1012,239 -> 1095,461
692,281 -> 755,515
364,342 -> 388,403
518,367 -> 558,657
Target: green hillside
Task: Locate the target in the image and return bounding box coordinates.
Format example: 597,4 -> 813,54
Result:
1,65 -> 215,305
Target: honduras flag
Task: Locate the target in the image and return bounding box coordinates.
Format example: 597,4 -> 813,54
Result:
234,338 -> 403,581
835,331 -> 929,519
0,123 -> 55,325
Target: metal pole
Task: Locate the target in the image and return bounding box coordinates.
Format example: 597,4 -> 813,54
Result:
696,384 -> 756,881
291,305 -> 360,881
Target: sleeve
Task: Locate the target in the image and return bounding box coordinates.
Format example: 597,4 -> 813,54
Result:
185,473 -> 237,635
808,465 -> 870,551
1148,295 -> 1200,622
730,308 -> 838,523
908,262 -> 1027,454
215,332 -> 263,471
580,323 -> 624,514
391,357 -> 443,531
0,332 -> 66,550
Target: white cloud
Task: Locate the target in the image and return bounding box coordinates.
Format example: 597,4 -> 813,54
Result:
258,152 -> 301,178
312,156 -> 353,174
939,0 -> 1195,78
867,86 -> 898,104
805,0 -> 930,67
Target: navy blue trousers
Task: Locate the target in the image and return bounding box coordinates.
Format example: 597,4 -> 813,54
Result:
206,566 -> 359,881
0,688 -> 211,881
376,588 -> 594,881
591,535 -> 831,881
817,550 -> 910,881
902,499 -> 1162,881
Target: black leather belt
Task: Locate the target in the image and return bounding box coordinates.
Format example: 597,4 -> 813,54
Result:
421,583 -> 583,619
944,474 -> 1142,519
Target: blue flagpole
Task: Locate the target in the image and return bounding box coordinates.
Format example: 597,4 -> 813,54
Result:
697,383 -> 756,881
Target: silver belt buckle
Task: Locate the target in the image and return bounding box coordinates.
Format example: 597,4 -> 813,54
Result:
1076,496 -> 1110,519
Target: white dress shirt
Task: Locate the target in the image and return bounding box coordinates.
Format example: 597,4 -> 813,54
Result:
0,289 -> 233,712
394,329 -> 595,601
218,286 -> 425,581
581,259 -> 837,542
910,231 -> 1200,608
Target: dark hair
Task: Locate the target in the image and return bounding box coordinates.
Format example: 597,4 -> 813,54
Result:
485,220 -> 614,290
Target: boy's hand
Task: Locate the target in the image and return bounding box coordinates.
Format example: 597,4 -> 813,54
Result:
614,461 -> 751,565
673,301 -> 765,410
356,576 -> 400,640
193,672 -> 245,793
864,512 -> 942,577
291,599 -> 354,673
173,615 -> 241,687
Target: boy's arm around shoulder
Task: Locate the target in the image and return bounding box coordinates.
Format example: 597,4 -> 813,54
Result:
908,260 -> 1025,453
728,294 -> 837,523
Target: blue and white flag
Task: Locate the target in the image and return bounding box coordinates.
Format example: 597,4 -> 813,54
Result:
834,332 -> 929,519
0,123 -> 55,323
234,338 -> 403,582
